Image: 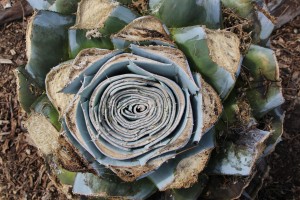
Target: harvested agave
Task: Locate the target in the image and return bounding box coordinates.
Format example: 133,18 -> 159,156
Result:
17,0 -> 284,199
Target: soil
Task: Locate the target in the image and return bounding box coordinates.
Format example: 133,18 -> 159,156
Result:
0,6 -> 299,200
257,16 -> 300,200
0,19 -> 66,199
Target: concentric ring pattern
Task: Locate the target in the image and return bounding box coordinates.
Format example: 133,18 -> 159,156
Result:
62,45 -> 204,173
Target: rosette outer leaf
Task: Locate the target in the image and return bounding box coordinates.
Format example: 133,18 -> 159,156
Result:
68,0 -> 140,58
72,172 -> 156,199
222,0 -> 275,45
15,66 -> 43,113
16,10 -> 75,113
149,0 -> 221,29
242,45 -> 284,118
25,10 -> 75,87
27,0 -> 81,15
171,26 -> 242,99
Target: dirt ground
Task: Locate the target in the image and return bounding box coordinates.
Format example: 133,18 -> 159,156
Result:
0,9 -> 299,200
257,16 -> 300,200
0,19 -> 65,199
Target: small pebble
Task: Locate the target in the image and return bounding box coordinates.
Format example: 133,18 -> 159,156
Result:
10,49 -> 16,56
25,149 -> 31,155
16,58 -> 25,66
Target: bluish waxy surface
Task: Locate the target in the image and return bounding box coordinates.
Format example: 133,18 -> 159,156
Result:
149,0 -> 221,29
20,2 -> 285,199
25,11 -> 75,87
62,44 -> 205,171
243,45 -> 284,118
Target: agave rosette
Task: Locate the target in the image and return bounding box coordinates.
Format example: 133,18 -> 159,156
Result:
17,0 -> 284,199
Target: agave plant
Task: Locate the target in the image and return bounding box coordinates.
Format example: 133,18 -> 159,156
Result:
16,0 -> 284,199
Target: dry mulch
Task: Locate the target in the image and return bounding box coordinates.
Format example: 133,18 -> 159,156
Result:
0,20 -> 65,199
257,16 -> 300,200
0,8 -> 299,200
